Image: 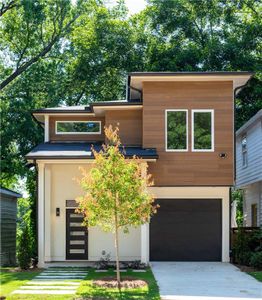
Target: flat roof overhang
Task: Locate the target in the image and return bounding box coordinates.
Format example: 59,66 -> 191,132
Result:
128,71 -> 254,100
25,142 -> 158,162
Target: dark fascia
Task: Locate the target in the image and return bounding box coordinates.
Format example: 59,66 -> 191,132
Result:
32,101 -> 142,114
128,71 -> 255,77
25,154 -> 159,160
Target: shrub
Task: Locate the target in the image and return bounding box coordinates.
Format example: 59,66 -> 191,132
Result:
250,252 -> 262,269
17,224 -> 32,269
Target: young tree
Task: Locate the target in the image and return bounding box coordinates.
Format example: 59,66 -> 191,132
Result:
76,126 -> 157,290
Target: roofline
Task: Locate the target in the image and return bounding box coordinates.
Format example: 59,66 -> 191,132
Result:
32,101 -> 142,114
25,155 -> 159,160
129,71 -> 255,77
236,109 -> 262,136
0,187 -> 22,198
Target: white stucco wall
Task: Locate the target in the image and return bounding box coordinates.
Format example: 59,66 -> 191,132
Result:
46,163 -> 141,263
38,161 -> 230,266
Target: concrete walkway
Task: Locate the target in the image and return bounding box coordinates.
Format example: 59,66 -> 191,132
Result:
12,268 -> 88,295
151,262 -> 262,300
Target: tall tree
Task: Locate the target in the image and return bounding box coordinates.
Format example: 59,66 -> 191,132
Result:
0,0 -> 82,90
76,126 -> 157,290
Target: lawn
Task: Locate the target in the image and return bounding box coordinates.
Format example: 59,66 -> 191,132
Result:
0,267 -> 160,300
77,268 -> 160,300
248,271 -> 262,282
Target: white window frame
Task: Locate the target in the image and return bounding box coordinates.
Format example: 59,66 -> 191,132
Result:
192,109 -> 214,152
165,109 -> 188,152
55,120 -> 101,135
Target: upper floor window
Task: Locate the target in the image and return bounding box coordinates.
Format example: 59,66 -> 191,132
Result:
165,109 -> 188,151
242,135 -> 248,167
192,109 -> 214,152
56,121 -> 101,134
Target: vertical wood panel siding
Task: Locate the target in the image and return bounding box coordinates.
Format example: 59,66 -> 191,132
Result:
0,196 -> 17,266
105,109 -> 142,146
49,116 -> 105,142
143,81 -> 234,186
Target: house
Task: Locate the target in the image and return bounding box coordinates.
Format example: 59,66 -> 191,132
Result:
0,187 -> 21,266
25,71 -> 253,267
235,109 -> 262,227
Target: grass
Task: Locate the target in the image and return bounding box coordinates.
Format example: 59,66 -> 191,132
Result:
77,268 -> 160,299
248,271 -> 262,282
0,267 -> 160,300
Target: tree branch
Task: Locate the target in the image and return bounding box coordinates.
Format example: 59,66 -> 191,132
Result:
0,12 -> 80,90
0,0 -> 18,17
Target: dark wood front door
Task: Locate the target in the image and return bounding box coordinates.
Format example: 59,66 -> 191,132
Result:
66,209 -> 88,260
150,199 -> 222,261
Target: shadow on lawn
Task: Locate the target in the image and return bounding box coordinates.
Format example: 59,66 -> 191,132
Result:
0,268 -> 41,285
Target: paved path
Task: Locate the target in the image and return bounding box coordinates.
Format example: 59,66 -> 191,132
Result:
151,262 -> 262,300
12,268 -> 88,295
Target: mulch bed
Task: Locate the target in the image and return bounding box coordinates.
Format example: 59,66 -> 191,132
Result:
93,276 -> 148,289
234,264 -> 260,272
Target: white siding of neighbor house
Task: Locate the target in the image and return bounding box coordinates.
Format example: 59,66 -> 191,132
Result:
236,118 -> 262,188
48,163 -> 141,263
243,182 -> 262,227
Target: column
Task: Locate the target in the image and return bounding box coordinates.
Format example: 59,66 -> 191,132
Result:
38,162 -> 45,267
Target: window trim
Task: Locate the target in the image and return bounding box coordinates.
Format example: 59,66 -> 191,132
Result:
55,120 -> 102,135
191,109 -> 214,152
165,109 -> 188,152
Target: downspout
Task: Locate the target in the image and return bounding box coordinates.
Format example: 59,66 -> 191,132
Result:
126,75 -> 143,102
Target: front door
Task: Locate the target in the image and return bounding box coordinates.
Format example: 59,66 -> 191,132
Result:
66,209 -> 88,260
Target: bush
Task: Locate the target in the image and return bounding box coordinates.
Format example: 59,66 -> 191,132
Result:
17,224 -> 32,269
250,252 -> 262,269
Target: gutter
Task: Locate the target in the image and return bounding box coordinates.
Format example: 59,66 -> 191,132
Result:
233,77 -> 254,183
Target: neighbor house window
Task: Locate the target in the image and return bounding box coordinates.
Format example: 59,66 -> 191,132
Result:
56,121 -> 101,134
166,109 -> 188,151
192,109 -> 214,151
242,135 -> 248,167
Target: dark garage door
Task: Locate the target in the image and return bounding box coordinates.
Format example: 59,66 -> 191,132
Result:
150,199 -> 222,261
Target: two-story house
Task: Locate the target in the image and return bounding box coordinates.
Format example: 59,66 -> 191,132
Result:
26,71 -> 253,268
236,109 -> 262,227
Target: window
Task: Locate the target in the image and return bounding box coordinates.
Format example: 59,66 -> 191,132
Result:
166,110 -> 188,151
242,135 -> 248,167
56,121 -> 101,134
192,110 -> 214,151
251,204 -> 257,227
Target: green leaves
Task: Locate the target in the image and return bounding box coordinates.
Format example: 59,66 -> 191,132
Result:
76,126 -> 156,234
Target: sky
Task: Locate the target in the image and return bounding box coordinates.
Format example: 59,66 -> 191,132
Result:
105,0 -> 147,15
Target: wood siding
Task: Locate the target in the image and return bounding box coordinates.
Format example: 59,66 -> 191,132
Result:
143,81 -> 234,186
236,118 -> 262,188
49,116 -> 105,142
105,109 -> 142,145
0,195 -> 17,266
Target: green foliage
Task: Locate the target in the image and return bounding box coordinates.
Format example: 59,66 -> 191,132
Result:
232,190 -> 244,227
250,252 -> 262,269
233,228 -> 262,266
0,0 -> 261,268
17,223 -> 32,269
167,111 -> 187,150
77,126 -> 156,233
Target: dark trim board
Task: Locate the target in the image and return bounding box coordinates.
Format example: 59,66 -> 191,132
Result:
150,199 -> 222,261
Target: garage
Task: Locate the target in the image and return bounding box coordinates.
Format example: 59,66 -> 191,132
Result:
150,199 -> 222,261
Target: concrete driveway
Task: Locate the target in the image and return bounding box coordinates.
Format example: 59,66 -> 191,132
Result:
151,262 -> 262,300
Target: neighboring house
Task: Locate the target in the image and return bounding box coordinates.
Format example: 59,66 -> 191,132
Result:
236,109 -> 262,227
25,71 -> 253,267
0,187 -> 21,266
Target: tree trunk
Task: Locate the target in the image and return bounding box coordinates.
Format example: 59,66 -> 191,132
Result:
114,193 -> 121,291
114,224 -> 121,291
